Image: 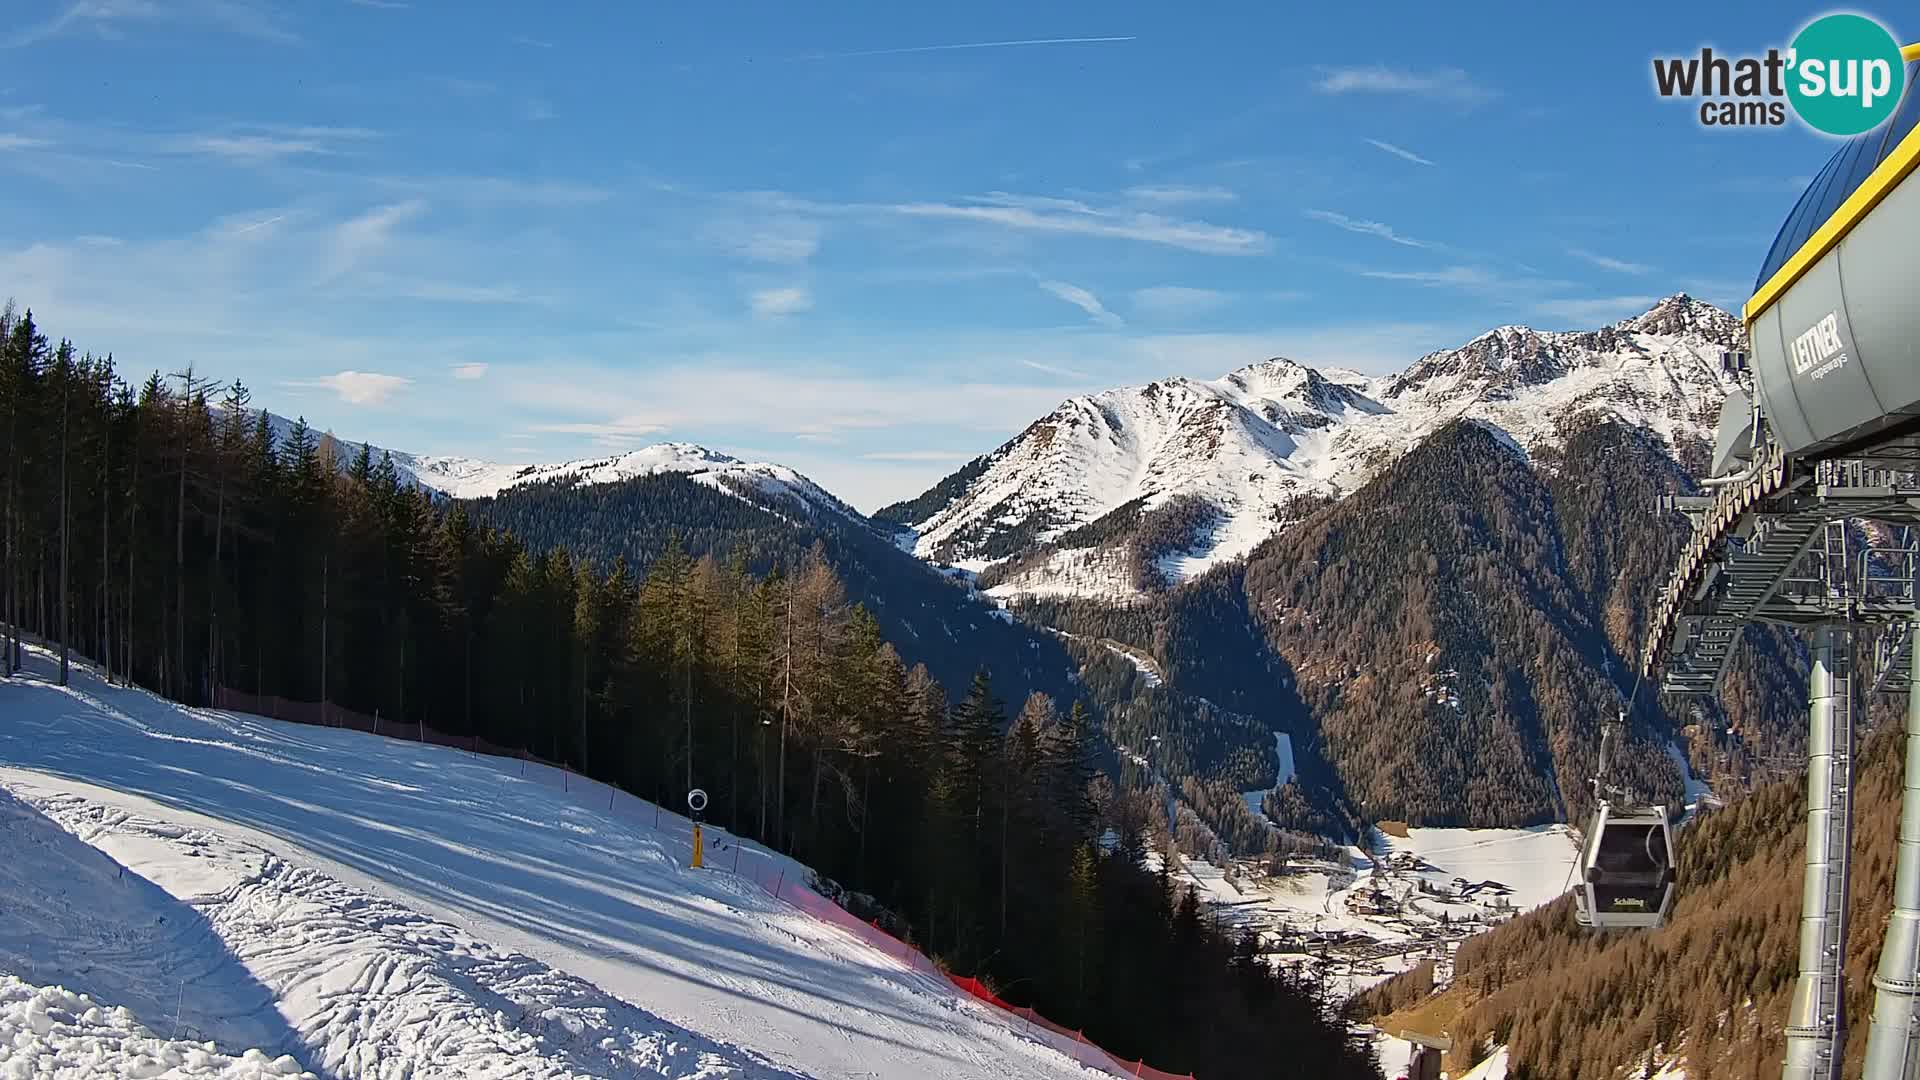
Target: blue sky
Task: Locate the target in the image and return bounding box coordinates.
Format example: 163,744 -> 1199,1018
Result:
0,1 -> 1892,509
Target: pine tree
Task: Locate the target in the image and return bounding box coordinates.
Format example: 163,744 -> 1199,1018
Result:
50,341 -> 76,684
1061,842 -> 1102,1024
1,310 -> 48,675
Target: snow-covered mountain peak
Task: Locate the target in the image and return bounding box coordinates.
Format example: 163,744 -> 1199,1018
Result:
498,442 -> 855,520
1216,355 -> 1311,389
894,295 -> 1742,600
252,411 -> 851,520
414,441 -> 854,520
1615,292 -> 1742,342
526,442 -> 743,484
610,442 -> 744,468
1219,356 -> 1346,401
1210,357 -> 1385,431
1381,296 -> 1739,406
1384,324 -> 1578,400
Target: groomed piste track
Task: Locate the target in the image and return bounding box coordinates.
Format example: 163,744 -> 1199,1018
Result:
2,642 -> 1195,1080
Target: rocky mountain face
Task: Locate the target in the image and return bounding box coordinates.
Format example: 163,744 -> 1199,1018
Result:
891,295 -> 1806,840
1240,414 -> 1807,828
1019,410 -> 1806,836
880,294 -> 1743,604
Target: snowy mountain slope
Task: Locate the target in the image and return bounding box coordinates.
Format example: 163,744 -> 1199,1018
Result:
253,410 -> 854,520
1,778 -> 803,1080
886,295 -> 1739,600
415,443 -> 858,521
895,359 -> 1380,581
0,648 -> 1109,1080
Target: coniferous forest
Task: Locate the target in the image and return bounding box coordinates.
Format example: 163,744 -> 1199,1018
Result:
0,305 -> 1381,1079
1354,700 -> 1907,1080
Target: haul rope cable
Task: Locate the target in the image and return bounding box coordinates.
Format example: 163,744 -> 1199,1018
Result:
1560,658 -> 1651,898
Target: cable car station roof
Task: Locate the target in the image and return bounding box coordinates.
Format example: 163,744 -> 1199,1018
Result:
1747,49 -> 1920,324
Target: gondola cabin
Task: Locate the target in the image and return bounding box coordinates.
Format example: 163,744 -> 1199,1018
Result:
1574,802 -> 1676,930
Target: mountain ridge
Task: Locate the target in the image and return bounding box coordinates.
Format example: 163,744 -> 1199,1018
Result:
884,293 -> 1741,603
255,408 -> 854,521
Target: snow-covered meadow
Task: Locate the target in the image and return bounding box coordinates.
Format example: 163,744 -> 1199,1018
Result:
1160,822 -> 1579,1007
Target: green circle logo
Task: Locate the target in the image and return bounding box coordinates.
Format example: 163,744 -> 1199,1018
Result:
1787,14 -> 1906,136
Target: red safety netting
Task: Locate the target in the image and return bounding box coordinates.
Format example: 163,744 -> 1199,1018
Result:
208,685 -> 1194,1079
963,989 -> 1196,1080
760,876 -> 1194,1078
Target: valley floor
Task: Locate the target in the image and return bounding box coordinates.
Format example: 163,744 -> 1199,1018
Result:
0,645 -> 1109,1079
1163,824 -> 1579,1001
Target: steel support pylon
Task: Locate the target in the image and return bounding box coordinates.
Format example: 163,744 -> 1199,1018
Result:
1785,622 -> 1858,1080
1864,612 -> 1920,1080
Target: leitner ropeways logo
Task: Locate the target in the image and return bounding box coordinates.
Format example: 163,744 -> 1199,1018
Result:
1653,12 -> 1906,135
1791,311 -> 1851,380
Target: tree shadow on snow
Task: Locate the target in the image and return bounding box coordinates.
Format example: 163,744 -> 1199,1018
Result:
0,786 -> 333,1078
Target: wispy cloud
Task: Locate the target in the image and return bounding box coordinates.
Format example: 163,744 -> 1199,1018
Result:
1361,266 -> 1499,288
271,124 -> 383,140
1363,138 -> 1435,166
706,216 -> 822,263
750,285 -> 813,318
1568,248 -> 1652,275
163,125 -> 380,164
509,34 -> 554,48
1019,358 -> 1096,380
799,36 -> 1136,61
1306,209 -> 1431,249
199,207 -> 296,246
1361,265 -> 1611,315
370,174 -> 610,208
1313,66 -> 1496,106
512,364 -> 1078,454
1124,184 -> 1236,204
170,134 -> 327,162
347,0 -> 408,8
1535,296 -> 1661,325
891,192 -> 1268,255
451,362 -> 488,380
526,415 -> 668,449
5,0 -> 297,47
294,370 -> 412,406
326,200 -> 425,277
1039,279 -> 1122,327
371,278 -> 532,305
0,134 -> 51,151
232,214 -> 285,234
1131,285 -> 1230,317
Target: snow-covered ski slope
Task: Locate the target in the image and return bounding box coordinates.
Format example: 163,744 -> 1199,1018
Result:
0,647 -> 1107,1079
